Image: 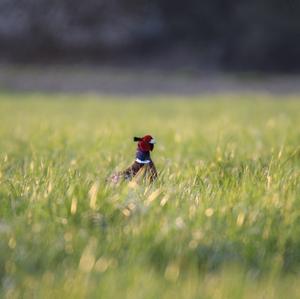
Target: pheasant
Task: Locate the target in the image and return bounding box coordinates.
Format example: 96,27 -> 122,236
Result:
110,135 -> 157,183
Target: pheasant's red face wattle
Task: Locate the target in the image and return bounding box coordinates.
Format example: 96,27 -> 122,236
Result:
138,135 -> 156,152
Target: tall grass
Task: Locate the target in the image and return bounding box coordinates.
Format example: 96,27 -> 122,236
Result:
0,93 -> 300,298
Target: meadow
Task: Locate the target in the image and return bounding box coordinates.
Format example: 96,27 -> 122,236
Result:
0,93 -> 300,298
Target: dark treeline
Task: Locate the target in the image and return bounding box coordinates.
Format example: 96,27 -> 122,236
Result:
0,0 -> 299,72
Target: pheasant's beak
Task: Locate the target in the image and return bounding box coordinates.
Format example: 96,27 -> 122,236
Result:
149,138 -> 156,144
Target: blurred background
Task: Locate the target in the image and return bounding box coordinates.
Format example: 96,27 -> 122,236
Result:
1,0 -> 300,94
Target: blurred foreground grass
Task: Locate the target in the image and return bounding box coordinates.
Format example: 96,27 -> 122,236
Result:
0,93 -> 300,298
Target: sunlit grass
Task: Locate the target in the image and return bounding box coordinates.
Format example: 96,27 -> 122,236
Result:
0,93 -> 300,298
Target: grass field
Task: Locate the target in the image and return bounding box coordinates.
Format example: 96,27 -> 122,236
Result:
0,93 -> 300,298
